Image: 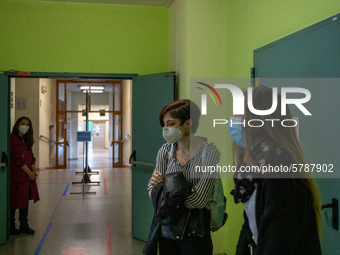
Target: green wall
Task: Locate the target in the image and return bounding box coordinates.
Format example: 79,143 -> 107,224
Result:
169,0 -> 226,99
0,0 -> 169,75
169,0 -> 228,253
224,1 -> 340,255
226,0 -> 340,77
3,0 -> 340,254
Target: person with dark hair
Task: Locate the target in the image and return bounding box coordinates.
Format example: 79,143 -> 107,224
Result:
230,85 -> 321,255
145,99 -> 220,255
10,116 -> 39,235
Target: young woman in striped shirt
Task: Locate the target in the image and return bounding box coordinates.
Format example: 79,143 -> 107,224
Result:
147,100 -> 220,255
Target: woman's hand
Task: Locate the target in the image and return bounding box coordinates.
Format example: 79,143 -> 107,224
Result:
148,171 -> 163,200
28,171 -> 37,180
21,164 -> 37,180
149,171 -> 163,185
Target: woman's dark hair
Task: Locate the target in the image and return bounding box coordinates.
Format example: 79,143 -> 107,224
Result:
12,116 -> 34,150
159,100 -> 201,133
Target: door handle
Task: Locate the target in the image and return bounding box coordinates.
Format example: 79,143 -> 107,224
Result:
1,152 -> 8,169
129,150 -> 136,165
129,150 -> 155,167
322,198 -> 338,230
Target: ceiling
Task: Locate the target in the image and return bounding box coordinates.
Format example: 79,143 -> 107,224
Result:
22,0 -> 173,7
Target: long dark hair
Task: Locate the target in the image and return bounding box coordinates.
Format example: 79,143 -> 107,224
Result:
232,85 -> 321,234
12,116 -> 34,150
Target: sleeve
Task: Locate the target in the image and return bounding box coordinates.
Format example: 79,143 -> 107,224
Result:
10,135 -> 27,168
236,211 -> 252,255
256,179 -> 311,255
147,143 -> 171,191
186,146 -> 221,209
30,148 -> 36,166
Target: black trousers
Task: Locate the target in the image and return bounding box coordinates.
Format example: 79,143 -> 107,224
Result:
10,208 -> 29,227
159,209 -> 213,255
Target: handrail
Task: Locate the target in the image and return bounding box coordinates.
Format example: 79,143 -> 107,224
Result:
129,160 -> 155,167
129,150 -> 155,167
120,134 -> 130,143
39,135 -> 57,144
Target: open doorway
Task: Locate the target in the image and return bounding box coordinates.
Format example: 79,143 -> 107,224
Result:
11,77 -> 57,170
11,77 -> 132,171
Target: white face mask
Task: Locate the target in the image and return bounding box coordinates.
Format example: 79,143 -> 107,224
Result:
19,125 -> 30,135
163,127 -> 183,144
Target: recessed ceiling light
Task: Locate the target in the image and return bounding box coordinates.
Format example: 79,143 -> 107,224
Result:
82,90 -> 104,93
79,86 -> 105,90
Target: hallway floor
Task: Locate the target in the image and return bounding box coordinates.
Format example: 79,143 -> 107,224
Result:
68,148 -> 113,170
0,166 -> 146,255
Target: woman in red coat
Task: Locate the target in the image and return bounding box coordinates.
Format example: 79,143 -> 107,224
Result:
10,116 -> 40,235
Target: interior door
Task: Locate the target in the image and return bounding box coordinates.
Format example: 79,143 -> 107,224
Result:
0,74 -> 10,244
254,14 -> 340,255
93,122 -> 105,149
56,81 -> 67,169
131,72 -> 177,241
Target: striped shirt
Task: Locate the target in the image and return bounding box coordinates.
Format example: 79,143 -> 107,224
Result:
148,138 -> 221,210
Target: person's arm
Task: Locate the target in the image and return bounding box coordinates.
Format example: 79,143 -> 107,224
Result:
186,146 -> 220,209
21,164 -> 37,180
148,171 -> 163,199
236,211 -> 252,255
10,135 -> 27,167
31,164 -> 38,178
254,144 -> 310,254
31,150 -> 37,173
256,179 -> 310,255
147,144 -> 170,200
11,136 -> 36,180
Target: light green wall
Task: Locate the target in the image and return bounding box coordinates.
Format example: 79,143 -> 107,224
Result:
186,0 -> 226,94
168,0 -> 177,73
3,0 -> 340,254
224,1 -> 340,255
169,0 -> 226,99
0,0 -> 169,75
226,0 -> 340,77
170,1 -> 228,253
169,0 -> 187,99
185,1 -> 227,253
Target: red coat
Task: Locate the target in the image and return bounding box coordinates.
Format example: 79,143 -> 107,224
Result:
10,134 -> 40,209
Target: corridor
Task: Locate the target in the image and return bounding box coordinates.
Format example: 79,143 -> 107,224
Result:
0,166 -> 146,255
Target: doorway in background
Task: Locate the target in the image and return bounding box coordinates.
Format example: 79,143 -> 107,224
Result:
56,80 -> 123,169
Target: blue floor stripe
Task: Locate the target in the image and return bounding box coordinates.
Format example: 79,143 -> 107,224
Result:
71,170 -> 75,175
63,183 -> 71,197
34,222 -> 53,255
